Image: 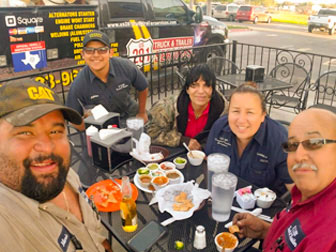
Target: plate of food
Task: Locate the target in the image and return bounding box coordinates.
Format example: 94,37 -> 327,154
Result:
134,169 -> 184,193
86,179 -> 138,212
130,146 -> 170,164
155,182 -> 211,220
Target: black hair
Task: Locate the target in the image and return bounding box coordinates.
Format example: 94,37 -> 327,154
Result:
182,64 -> 216,93
229,82 -> 267,113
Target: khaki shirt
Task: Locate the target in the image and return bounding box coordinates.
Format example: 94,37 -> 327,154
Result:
0,169 -> 106,252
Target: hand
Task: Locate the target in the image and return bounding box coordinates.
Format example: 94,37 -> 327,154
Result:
136,112 -> 148,124
188,139 -> 201,150
232,213 -> 270,240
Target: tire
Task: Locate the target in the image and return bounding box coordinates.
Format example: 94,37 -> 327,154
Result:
201,45 -> 225,63
308,25 -> 313,33
267,17 -> 271,23
238,20 -> 242,23
329,26 -> 335,35
254,17 -> 258,24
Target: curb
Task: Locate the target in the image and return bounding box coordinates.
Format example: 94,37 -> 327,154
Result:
229,28 -> 251,33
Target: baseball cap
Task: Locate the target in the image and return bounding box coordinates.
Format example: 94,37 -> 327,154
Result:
0,80 -> 82,126
83,30 -> 110,48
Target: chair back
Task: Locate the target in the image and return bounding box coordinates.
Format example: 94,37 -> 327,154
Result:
207,56 -> 241,99
269,63 -> 310,111
310,71 -> 336,113
207,56 -> 241,76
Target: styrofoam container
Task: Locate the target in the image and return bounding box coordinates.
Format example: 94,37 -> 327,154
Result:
254,188 -> 277,209
187,150 -> 205,166
215,232 -> 239,252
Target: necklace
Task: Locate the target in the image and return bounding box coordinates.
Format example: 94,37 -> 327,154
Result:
62,191 -> 70,212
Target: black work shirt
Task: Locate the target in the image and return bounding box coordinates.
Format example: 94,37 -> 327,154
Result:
66,57 -> 148,121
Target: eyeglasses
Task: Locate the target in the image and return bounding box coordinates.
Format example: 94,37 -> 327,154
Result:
282,138 -> 336,153
83,47 -> 109,55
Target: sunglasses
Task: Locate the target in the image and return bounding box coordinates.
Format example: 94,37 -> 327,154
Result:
83,47 -> 109,55
282,138 -> 336,153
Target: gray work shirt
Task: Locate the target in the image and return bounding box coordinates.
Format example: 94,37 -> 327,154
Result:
66,57 -> 148,121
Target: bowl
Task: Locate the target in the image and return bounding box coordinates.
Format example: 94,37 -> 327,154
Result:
159,161 -> 176,172
165,170 -> 181,184
137,167 -> 150,176
151,176 -> 169,190
173,157 -> 187,169
214,232 -> 239,252
138,174 -> 152,188
151,170 -> 165,177
187,150 -> 206,166
142,146 -> 170,164
146,163 -> 159,171
254,187 -> 277,209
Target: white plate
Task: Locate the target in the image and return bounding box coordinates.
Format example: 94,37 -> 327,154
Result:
134,170 -> 184,193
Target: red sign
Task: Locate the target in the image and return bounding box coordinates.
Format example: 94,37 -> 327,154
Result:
10,41 -> 46,53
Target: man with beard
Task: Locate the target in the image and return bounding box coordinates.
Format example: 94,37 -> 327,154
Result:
232,108 -> 336,252
0,80 -> 113,251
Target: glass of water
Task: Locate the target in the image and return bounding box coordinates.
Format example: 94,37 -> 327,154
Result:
126,117 -> 144,141
212,172 -> 238,222
207,153 -> 230,192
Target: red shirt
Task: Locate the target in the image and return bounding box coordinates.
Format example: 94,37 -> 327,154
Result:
263,178 -> 336,251
184,102 -> 210,138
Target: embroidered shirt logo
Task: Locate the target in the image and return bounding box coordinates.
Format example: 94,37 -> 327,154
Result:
116,83 -> 128,91
215,137 -> 231,147
284,219 -> 306,251
257,152 -> 269,163
90,95 -> 99,100
58,226 -> 71,252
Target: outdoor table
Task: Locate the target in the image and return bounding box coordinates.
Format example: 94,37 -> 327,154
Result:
216,73 -> 293,100
79,149 -> 288,252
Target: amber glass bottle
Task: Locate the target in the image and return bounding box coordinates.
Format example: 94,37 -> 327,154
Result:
120,176 -> 137,232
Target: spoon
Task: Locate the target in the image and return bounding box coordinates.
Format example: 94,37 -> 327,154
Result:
183,142 -> 195,158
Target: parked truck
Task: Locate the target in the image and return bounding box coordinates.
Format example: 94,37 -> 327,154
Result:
0,0 -> 228,87
308,8 -> 336,35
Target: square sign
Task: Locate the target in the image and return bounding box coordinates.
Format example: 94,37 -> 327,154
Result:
10,41 -> 47,72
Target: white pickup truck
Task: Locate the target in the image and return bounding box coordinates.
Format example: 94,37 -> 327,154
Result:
308,8 -> 336,35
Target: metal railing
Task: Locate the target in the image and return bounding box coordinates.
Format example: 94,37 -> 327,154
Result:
1,41 -> 335,108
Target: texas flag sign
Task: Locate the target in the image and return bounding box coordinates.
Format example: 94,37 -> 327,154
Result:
10,41 -> 47,72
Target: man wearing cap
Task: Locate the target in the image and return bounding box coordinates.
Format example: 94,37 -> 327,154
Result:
66,30 -> 149,130
232,108 -> 336,252
0,80 -> 112,251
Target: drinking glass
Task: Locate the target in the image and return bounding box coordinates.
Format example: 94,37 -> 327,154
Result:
207,153 -> 230,192
212,172 -> 237,222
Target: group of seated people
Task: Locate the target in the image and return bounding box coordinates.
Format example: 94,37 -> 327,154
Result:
146,64 -> 293,196
1,30 -> 335,251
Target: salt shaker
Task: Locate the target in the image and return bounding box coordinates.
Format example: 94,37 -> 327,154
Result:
193,225 -> 206,249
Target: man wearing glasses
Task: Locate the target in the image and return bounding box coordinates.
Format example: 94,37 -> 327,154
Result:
232,108 -> 336,252
67,30 -> 149,130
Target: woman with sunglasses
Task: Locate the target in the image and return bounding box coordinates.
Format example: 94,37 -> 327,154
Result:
146,64 -> 227,150
205,83 -> 293,196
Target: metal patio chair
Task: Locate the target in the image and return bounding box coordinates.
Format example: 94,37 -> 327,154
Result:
207,56 -> 242,100
268,63 -> 310,114
308,71 -> 336,113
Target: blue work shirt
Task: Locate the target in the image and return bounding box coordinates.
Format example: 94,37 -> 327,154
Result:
66,57 -> 148,122
205,115 -> 292,196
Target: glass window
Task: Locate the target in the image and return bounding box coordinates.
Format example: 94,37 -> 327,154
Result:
239,6 -> 251,11
152,0 -> 187,22
107,0 -> 144,19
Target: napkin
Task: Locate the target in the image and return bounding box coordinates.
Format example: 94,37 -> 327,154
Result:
91,104 -> 109,120
155,181 -> 211,220
98,128 -> 124,140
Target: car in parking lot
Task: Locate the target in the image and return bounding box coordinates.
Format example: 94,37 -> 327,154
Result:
213,4 -> 240,21
236,5 -> 272,24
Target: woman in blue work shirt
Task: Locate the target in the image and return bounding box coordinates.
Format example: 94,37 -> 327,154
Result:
205,83 -> 293,196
